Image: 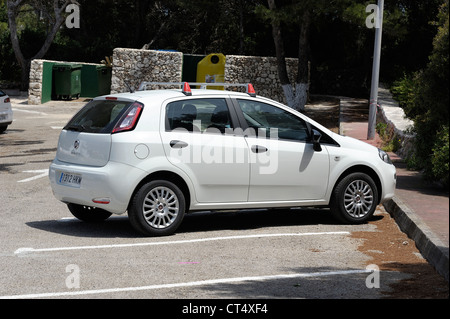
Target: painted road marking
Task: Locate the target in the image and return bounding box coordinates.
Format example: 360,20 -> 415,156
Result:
0,268 -> 371,299
14,231 -> 350,255
12,108 -> 48,116
18,169 -> 49,183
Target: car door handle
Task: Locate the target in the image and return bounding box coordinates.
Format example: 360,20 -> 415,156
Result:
170,140 -> 189,148
251,145 -> 268,153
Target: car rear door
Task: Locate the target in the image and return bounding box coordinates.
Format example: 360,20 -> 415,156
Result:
160,97 -> 250,203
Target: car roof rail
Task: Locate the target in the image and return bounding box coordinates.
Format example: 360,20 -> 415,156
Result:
137,82 -> 256,97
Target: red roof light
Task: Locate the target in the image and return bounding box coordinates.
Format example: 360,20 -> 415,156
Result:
182,82 -> 192,96
247,83 -> 256,97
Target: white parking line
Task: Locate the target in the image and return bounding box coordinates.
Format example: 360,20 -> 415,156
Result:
17,169 -> 49,183
0,268 -> 370,299
12,108 -> 48,116
14,231 -> 350,255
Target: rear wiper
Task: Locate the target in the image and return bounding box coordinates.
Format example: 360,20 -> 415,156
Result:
65,124 -> 87,132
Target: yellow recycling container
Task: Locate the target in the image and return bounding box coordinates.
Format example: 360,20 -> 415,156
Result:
196,53 -> 226,89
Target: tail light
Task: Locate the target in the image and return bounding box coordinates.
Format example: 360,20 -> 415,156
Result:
4,97 -> 10,103
112,102 -> 143,133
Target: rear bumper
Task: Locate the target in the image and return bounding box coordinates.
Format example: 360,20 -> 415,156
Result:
0,109 -> 13,125
49,159 -> 146,214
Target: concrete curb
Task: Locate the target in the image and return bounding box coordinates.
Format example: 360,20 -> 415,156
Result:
384,197 -> 449,282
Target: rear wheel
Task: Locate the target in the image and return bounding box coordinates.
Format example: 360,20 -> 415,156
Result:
330,173 -> 378,224
67,203 -> 112,222
128,180 -> 186,236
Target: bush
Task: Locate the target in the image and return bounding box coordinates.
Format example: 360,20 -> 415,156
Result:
391,74 -> 417,110
431,125 -> 449,187
393,0 -> 448,186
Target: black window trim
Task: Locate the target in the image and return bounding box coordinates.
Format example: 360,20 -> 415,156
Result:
230,98 -> 312,143
162,95 -> 340,146
230,97 -> 340,146
164,97 -> 242,136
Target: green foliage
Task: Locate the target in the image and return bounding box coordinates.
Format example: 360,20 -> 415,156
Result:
0,0 -> 446,99
431,125 -> 449,187
375,122 -> 401,153
391,74 -> 416,110
0,1 -> 19,83
393,0 -> 449,186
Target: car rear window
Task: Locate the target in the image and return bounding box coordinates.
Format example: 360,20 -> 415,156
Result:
0,90 -> 6,97
64,100 -> 133,133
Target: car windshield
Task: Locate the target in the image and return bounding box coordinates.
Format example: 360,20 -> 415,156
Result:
65,99 -> 133,133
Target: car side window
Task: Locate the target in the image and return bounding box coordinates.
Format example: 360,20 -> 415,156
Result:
237,99 -> 310,142
166,98 -> 233,134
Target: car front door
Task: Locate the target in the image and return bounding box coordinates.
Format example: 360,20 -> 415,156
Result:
234,99 -> 330,202
160,97 -> 250,203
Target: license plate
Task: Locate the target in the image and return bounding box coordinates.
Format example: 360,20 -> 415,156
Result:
0,114 -> 6,121
58,172 -> 82,188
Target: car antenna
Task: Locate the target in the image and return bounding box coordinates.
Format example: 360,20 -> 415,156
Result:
124,80 -> 135,93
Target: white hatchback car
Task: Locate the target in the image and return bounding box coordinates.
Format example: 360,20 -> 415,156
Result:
0,90 -> 13,133
49,82 -> 396,236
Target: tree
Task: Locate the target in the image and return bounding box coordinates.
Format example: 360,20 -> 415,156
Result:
6,0 -> 77,90
264,0 -> 310,112
406,0 -> 449,185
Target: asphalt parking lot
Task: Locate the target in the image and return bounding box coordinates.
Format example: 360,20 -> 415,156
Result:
0,97 -> 447,304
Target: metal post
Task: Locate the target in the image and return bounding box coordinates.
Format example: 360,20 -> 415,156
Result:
367,0 -> 384,140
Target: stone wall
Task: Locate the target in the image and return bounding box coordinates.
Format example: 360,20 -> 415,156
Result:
225,55 -> 298,103
377,86 -> 415,158
29,50 -> 299,104
109,50 -> 299,104
110,48 -> 183,94
28,59 -> 45,105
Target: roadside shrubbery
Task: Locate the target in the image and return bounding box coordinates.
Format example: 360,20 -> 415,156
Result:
391,0 -> 449,188
431,125 -> 449,187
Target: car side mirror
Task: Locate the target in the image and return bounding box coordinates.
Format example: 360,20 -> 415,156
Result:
312,129 -> 322,152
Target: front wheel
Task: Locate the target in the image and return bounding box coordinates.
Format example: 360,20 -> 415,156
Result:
67,203 -> 112,222
128,180 -> 186,236
330,173 -> 378,224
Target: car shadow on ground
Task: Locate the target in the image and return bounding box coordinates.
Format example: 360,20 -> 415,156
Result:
24,208 -> 364,239
191,265 -> 409,299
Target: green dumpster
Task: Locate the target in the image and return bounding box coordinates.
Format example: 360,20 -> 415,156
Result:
80,65 -> 112,97
53,64 -> 82,100
96,66 -> 112,96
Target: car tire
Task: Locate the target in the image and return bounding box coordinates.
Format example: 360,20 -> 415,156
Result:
68,203 -> 112,222
330,173 -> 378,224
128,180 -> 186,236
